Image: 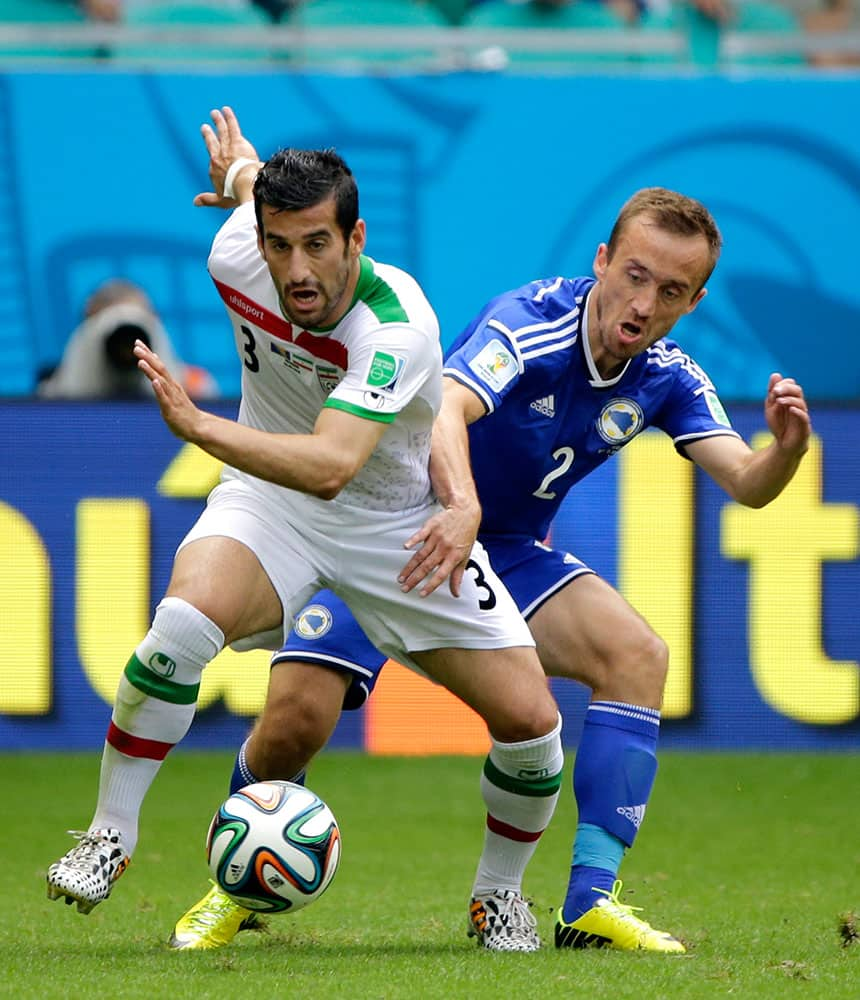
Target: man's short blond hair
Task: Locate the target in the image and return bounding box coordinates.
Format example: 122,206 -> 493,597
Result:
607,187 -> 722,291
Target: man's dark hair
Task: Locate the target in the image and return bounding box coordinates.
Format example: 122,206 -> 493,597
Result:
253,148 -> 359,240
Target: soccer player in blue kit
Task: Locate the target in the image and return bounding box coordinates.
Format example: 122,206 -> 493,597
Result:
171,186 -> 811,952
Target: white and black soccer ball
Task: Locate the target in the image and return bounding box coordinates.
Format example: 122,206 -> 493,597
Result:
206,780 -> 341,913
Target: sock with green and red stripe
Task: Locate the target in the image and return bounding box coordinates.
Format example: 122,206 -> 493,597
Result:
89,596 -> 224,855
472,713 -> 563,897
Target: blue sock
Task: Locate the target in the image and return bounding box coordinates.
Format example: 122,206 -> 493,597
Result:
228,737 -> 306,795
562,701 -> 660,922
562,823 -> 625,921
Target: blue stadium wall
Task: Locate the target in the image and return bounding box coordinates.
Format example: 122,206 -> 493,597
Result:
2,401 -> 857,751
2,69 -> 858,752
1,70 -> 859,401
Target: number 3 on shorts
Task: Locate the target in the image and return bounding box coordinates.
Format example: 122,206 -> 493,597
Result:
465,559 -> 497,611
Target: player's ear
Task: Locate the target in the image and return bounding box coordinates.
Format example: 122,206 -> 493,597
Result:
349,219 -> 367,258
256,225 -> 265,259
593,243 -> 608,279
685,287 -> 707,314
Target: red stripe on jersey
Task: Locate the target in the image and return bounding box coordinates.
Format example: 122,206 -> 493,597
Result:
486,813 -> 543,843
107,721 -> 173,761
212,277 -> 348,369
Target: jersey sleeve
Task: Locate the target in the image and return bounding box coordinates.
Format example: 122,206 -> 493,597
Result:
324,325 -> 441,424
207,202 -> 259,283
442,311 -> 524,413
653,357 -> 742,454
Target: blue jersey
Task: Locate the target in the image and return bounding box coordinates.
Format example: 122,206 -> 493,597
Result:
443,276 -> 740,540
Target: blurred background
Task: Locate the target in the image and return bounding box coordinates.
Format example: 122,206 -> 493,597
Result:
0,0 -> 858,755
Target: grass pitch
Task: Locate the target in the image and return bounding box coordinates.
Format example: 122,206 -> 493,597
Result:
4,751 -> 858,999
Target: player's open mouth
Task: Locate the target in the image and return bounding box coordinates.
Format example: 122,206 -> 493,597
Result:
290,289 -> 319,309
618,321 -> 642,343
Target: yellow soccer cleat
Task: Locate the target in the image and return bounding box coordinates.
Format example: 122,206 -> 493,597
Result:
168,883 -> 264,951
554,880 -> 685,953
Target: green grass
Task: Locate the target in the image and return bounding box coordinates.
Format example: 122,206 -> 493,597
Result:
3,751 -> 858,998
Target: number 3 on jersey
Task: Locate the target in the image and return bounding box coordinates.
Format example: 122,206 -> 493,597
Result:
240,324 -> 260,373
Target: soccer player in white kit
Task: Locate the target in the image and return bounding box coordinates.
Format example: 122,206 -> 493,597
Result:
165,182 -> 811,955
46,107 -> 563,952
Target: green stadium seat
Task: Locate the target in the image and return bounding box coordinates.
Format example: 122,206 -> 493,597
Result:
294,0 -> 450,67
0,0 -> 83,20
298,0 -> 449,28
431,0 -> 473,26
675,4 -> 722,68
113,2 -> 271,64
631,5 -> 686,66
462,0 -> 631,70
727,1 -> 805,67
0,0 -> 91,61
635,2 -> 804,71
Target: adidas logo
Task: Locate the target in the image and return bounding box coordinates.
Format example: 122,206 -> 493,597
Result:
616,804 -> 646,829
530,394 -> 555,417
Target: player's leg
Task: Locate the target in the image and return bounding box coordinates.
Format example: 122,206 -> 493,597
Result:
238,660 -> 351,784
46,535 -> 283,914
410,644 -> 563,953
170,590 -> 388,950
46,481 -> 324,915
334,518 -> 563,952
238,593 -> 385,787
526,574 -> 684,952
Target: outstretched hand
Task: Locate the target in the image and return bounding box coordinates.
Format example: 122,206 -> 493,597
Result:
194,105 -> 261,209
398,502 -> 480,598
763,372 -> 811,456
135,340 -> 204,442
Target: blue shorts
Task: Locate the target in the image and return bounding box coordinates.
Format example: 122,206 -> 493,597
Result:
273,536 -> 594,711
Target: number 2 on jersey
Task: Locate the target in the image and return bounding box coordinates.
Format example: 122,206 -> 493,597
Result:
532,446 -> 575,500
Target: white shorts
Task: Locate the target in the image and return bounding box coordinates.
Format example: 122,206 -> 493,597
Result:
178,478 -> 534,672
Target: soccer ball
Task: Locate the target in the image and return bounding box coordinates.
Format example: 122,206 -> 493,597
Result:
206,780 -> 341,913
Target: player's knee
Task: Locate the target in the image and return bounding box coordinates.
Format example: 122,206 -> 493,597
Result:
630,623 -> 669,690
492,692 -> 560,744
536,693 -> 563,738
605,620 -> 668,701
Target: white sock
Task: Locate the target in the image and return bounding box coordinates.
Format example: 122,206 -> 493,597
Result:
89,597 -> 223,854
472,714 -> 564,897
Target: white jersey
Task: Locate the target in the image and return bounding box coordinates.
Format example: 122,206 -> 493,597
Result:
182,203 -> 534,662
208,202 -> 442,512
